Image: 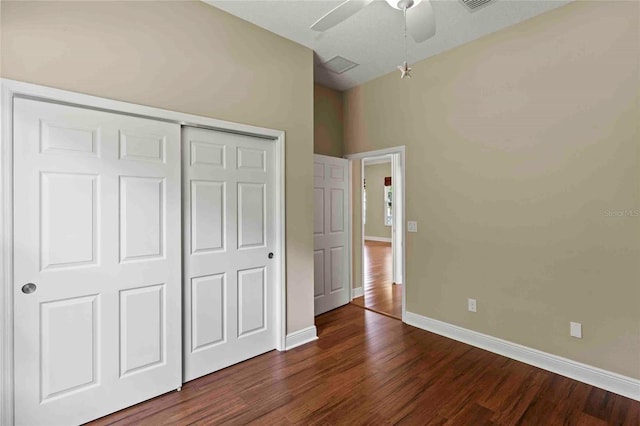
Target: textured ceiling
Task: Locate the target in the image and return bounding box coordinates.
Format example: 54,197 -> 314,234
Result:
207,0 -> 572,91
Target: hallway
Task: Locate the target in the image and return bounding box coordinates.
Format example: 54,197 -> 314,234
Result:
352,240 -> 402,319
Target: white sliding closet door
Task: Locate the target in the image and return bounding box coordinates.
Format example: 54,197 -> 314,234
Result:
313,154 -> 349,315
182,127 -> 277,382
13,98 -> 182,425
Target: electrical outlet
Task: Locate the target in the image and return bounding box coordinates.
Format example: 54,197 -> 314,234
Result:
570,322 -> 582,339
468,298 -> 477,313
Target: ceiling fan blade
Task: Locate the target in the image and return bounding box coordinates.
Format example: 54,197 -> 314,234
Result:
310,0 -> 374,31
406,0 -> 436,43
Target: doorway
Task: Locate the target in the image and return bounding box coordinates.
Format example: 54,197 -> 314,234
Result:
348,148 -> 405,320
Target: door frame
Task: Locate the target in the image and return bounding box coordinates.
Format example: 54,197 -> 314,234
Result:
0,78 -> 287,425
360,154 -> 402,282
345,146 -> 406,321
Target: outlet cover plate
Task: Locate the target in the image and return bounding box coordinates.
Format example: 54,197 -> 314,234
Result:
468,298 -> 477,313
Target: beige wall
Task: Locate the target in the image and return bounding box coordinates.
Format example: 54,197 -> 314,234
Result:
364,163 -> 392,239
344,1 -> 640,378
314,84 -> 344,157
1,0 -> 315,334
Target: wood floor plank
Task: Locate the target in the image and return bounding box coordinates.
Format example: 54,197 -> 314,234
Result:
89,305 -> 639,426
352,241 -> 402,319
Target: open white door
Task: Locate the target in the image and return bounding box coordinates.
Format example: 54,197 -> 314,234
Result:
313,154 -> 349,316
182,127 -> 277,382
13,98 -> 182,425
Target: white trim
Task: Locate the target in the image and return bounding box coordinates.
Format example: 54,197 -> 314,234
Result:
391,152 -> 404,286
275,127 -> 287,352
364,236 -> 392,243
362,155 -> 391,166
2,80 -> 283,139
285,326 -> 318,350
401,151 -> 406,319
348,158 -> 353,301
0,78 -> 288,425
345,146 -> 405,160
404,311 -> 640,401
1,79 -> 15,426
351,286 -> 364,300
360,160 -> 365,309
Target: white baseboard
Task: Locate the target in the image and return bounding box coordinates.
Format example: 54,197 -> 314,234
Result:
364,236 -> 392,243
404,311 -> 640,401
352,286 -> 364,299
285,325 -> 318,350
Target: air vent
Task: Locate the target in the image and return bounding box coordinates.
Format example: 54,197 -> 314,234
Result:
459,0 -> 494,12
322,56 -> 359,74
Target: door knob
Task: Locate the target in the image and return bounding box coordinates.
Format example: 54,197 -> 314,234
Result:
268,253 -> 274,259
21,283 -> 37,294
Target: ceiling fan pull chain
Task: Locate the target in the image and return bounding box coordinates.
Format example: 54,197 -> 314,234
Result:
398,6 -> 412,79
404,6 -> 408,62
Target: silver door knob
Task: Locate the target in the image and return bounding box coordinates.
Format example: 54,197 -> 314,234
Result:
21,283 -> 37,294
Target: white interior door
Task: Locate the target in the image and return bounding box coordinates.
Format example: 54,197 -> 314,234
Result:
13,98 -> 182,425
313,154 -> 349,316
182,127 -> 277,382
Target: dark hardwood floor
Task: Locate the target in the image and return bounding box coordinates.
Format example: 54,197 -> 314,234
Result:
89,305 -> 639,425
352,240 -> 402,319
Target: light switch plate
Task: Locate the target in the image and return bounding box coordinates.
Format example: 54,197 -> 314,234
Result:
408,221 -> 418,232
570,322 -> 582,339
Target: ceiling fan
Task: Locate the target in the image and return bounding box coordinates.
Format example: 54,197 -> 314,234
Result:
310,0 -> 436,43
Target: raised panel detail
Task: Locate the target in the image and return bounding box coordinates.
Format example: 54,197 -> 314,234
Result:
237,268 -> 266,337
329,165 -> 344,181
119,131 -> 165,163
191,274 -> 225,352
40,120 -> 98,156
41,173 -> 97,270
313,162 -> 324,178
120,284 -> 165,376
120,177 -> 164,262
41,295 -> 98,401
190,141 -> 225,168
191,181 -> 225,254
314,188 -> 324,235
237,147 -> 265,171
238,183 -> 265,249
314,250 -> 325,298
330,247 -> 344,293
330,189 -> 344,233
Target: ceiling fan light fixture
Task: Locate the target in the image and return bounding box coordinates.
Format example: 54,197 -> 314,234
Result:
385,0 -> 422,10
